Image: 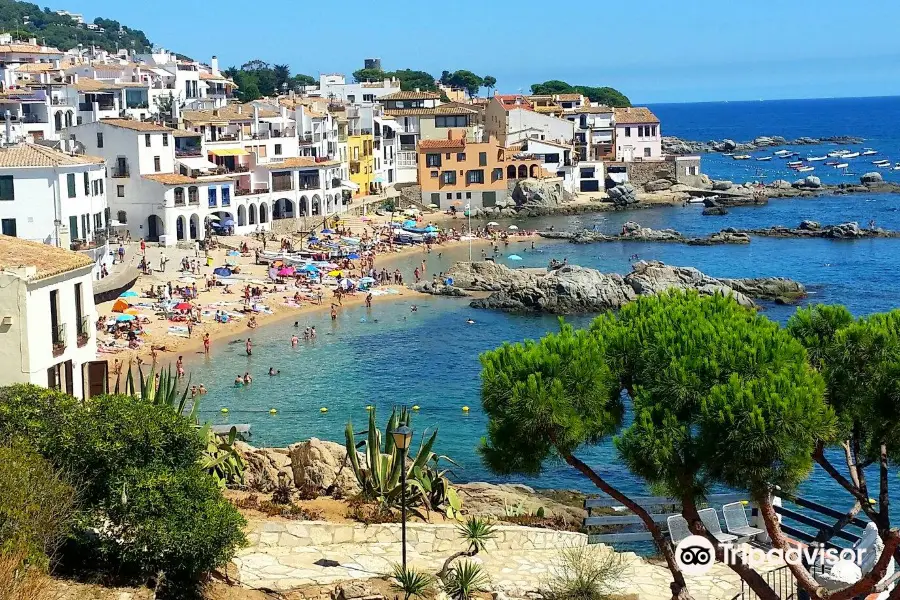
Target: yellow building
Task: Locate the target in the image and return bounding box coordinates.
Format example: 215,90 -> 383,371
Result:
347,134 -> 374,196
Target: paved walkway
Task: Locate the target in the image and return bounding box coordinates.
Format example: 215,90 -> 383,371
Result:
233,520 -> 755,599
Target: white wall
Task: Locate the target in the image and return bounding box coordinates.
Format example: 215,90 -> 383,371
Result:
615,123 -> 661,161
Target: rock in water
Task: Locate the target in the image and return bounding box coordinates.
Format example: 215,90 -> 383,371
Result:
771,179 -> 792,189
624,262 -> 754,307
712,180 -> 733,191
861,172 -> 884,185
799,220 -> 821,230
804,175 -> 821,189
511,178 -> 569,208
288,438 -> 361,498
644,178 -> 674,192
702,206 -> 729,216
607,183 -> 638,207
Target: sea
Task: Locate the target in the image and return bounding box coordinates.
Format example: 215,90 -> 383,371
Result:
186,97 -> 900,523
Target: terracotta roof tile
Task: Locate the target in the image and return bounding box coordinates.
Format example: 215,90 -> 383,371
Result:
379,90 -> 440,101
172,129 -> 201,137
182,104 -> 278,124
0,143 -> 105,168
74,77 -> 121,92
264,157 -> 341,169
100,118 -> 174,132
0,235 -> 93,280
0,43 -> 62,55
613,107 -> 659,124
418,139 -> 465,150
384,106 -> 477,117
142,173 -> 196,185
575,105 -> 613,114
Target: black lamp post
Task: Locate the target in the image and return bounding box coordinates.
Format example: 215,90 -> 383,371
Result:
390,423 -> 413,570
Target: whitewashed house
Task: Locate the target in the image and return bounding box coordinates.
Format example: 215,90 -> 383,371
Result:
0,236 -> 106,399
485,94 -> 575,148
613,107 -> 661,162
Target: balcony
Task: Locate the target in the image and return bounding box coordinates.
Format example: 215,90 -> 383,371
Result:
78,102 -> 115,112
298,178 -> 320,190
299,134 -> 314,144
77,316 -> 90,347
51,97 -> 68,106
111,168 -> 129,178
400,143 -> 416,152
272,182 -> 293,193
52,322 -> 66,357
208,134 -> 238,143
174,198 -> 185,207
176,148 -> 202,157
21,113 -> 47,123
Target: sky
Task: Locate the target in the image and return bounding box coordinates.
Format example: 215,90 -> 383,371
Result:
64,0 -> 900,104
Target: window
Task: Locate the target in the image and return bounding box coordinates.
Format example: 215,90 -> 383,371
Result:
466,192 -> 471,199
492,168 -> 503,181
97,132 -> 103,148
208,186 -> 217,208
430,170 -> 439,178
1,218 -> 15,236
441,171 -> 456,185
637,126 -> 643,137
274,144 -> 282,156
0,176 -> 13,200
624,127 -> 631,137
117,185 -> 125,197
425,153 -> 441,168
347,95 -> 355,103
99,179 -> 104,195
456,152 -> 466,162
162,134 -> 169,146
479,152 -> 487,166
446,193 -> 452,200
456,192 -> 462,199
116,210 -> 127,224
93,212 -> 102,229
466,170 -> 484,184
84,172 -> 90,195
644,147 -> 652,157
188,186 -> 199,204
174,187 -> 184,205
363,94 -> 374,102
66,173 -> 76,198
435,115 -> 468,128
145,133 -> 151,147
153,156 -> 161,172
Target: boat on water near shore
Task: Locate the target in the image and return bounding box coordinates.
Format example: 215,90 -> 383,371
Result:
862,149 -> 878,156
843,152 -> 860,159
756,156 -> 772,161
787,161 -> 804,168
773,149 -> 793,157
797,166 -> 815,172
828,150 -> 849,158
732,154 -> 752,160
835,162 -> 849,168
807,156 -> 827,161
873,159 -> 891,167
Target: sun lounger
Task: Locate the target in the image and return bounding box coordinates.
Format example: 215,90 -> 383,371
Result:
722,502 -> 764,539
667,515 -> 692,546
699,508 -> 738,544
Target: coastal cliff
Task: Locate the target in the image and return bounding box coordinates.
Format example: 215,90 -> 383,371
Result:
413,260 -> 804,314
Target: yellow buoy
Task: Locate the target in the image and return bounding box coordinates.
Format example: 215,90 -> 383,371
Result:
412,405 -> 420,411
269,408 -> 277,415
462,406 -> 470,412
220,408 -> 229,413
365,405 -> 374,411
320,407 -> 328,413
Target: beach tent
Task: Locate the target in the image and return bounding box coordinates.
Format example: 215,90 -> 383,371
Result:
425,225 -> 438,233
403,220 -> 417,228
118,290 -> 138,298
213,267 -> 233,277
112,298 -> 130,313
227,250 -> 240,256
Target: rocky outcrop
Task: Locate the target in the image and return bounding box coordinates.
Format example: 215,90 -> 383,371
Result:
662,134 -> 864,155
539,222 -> 748,245
511,178 -> 570,209
741,221 -> 900,239
235,442 -> 293,493
409,281 -> 471,297
717,277 -> 807,304
607,183 -> 638,207
455,482 -> 585,522
712,180 -> 733,191
644,178 -> 674,192
702,206 -> 728,216
237,438 -> 361,498
685,230 -> 750,245
861,172 -> 884,185
433,260 -> 804,314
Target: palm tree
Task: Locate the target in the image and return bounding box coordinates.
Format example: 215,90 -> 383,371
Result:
437,517 -> 495,582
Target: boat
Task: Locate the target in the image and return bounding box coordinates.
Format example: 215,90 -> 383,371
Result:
894,164 -> 900,170
807,156 -> 827,161
825,160 -> 840,166
732,154 -> 752,160
687,198 -> 706,204
787,160 -> 804,168
756,156 -> 772,161
797,166 -> 815,172
834,162 -> 849,168
773,149 -> 793,157
827,151 -> 849,158
862,149 -> 878,156
842,152 -> 860,159
873,160 -> 891,167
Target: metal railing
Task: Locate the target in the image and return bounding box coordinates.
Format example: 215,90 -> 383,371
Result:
77,315 -> 90,347
52,322 -> 66,356
111,168 -> 129,178
176,148 -> 202,157
272,182 -> 293,192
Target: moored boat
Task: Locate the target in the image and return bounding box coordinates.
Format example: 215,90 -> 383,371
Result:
773,149 -> 793,157
756,156 -> 772,161
834,162 -> 849,168
807,156 -> 827,161
827,150 -> 849,158
797,166 -> 815,172
732,154 -> 752,160
862,149 -> 878,156
842,152 -> 860,159
787,160 -> 804,168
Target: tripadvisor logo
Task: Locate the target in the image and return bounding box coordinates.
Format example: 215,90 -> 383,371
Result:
676,535 -> 867,575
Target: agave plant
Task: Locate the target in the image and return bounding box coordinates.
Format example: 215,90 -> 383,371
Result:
391,563 -> 435,600
444,560 -> 489,600
411,454 -> 462,519
114,361 -> 198,422
199,424 -> 245,488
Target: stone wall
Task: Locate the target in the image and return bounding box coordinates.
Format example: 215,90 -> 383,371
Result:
627,160 -> 677,189
245,520 -> 586,555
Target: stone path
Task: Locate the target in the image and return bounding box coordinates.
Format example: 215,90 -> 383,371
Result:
233,520 -> 761,599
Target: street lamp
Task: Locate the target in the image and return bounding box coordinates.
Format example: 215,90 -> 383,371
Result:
390,423 -> 413,570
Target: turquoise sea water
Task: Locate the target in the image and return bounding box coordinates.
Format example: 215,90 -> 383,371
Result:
186,97 -> 900,513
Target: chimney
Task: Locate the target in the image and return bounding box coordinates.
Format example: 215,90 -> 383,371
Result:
253,105 -> 260,133
4,111 -> 11,144
28,37 -> 37,46
211,55 -> 219,76
280,105 -> 287,120
52,59 -> 60,69
415,87 -> 420,93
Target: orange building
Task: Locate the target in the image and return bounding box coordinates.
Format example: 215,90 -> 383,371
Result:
416,130 -> 548,210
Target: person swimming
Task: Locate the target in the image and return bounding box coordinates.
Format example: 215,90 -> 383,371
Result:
243,372 -> 253,384
466,318 -> 475,324
310,326 -> 317,339
293,321 -> 299,327
268,367 -> 280,376
234,375 -> 244,386
291,334 -> 299,347
411,305 -> 418,312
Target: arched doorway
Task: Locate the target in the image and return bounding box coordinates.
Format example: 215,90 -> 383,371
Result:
325,195 -> 332,214
312,195 -> 321,216
259,203 -> 268,223
248,204 -> 257,225
274,198 -> 295,219
298,196 -> 308,216
517,164 -> 528,178
147,215 -> 163,241
176,216 -> 186,240
507,165 -> 516,179
54,112 -> 62,131
530,164 -> 540,178
189,214 -> 200,239
237,205 -> 246,226
64,111 -> 73,127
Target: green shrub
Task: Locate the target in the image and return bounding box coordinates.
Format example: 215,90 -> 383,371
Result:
0,444 -> 76,569
0,385 -> 81,457
540,545 -> 626,600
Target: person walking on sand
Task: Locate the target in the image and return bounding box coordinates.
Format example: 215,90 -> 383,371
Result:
140,238 -> 146,255
187,320 -> 193,338
118,244 -> 125,264
414,267 -> 420,283
203,333 -> 210,355
246,338 -> 252,356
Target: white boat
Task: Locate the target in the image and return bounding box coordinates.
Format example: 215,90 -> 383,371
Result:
732,154 -> 752,160
827,151 -> 849,158
773,149 -> 793,157
756,156 -> 772,161
807,156 -> 827,161
842,152 -> 860,159
687,198 -> 706,204
834,162 -> 849,168
894,165 -> 900,170
873,160 -> 891,167
787,161 -> 804,168
797,166 -> 815,172
862,149 -> 878,156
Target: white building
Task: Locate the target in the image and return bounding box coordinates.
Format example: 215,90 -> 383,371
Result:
520,138 -> 577,193
613,107 -> 662,162
0,143 -> 110,274
0,35 -> 66,91
565,105 -> 615,162
314,74 -> 401,103
485,95 -> 574,148
0,236 -> 106,400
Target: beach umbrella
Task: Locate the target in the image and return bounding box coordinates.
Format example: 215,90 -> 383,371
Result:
300,264 -> 319,273
339,278 -> 352,290
347,252 -> 361,259
118,290 -> 138,298
272,260 -> 284,268
116,314 -> 135,322
124,308 -> 140,315
403,220 -> 417,228
112,298 -> 130,312
425,225 -> 438,233
487,222 -> 499,226
174,302 -> 193,311
213,267 -> 232,277
227,250 -> 240,256
321,228 -> 335,234
508,254 -> 523,261
277,267 -> 295,276
508,225 -> 519,230
222,219 -> 235,227
359,277 -> 376,284
328,270 -> 343,277
206,214 -> 221,221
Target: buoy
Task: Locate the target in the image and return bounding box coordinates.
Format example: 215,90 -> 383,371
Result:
412,405 -> 420,411
462,406 -> 470,412
269,408 -> 277,415
220,408 -> 229,413
320,407 -> 328,413
365,405 -> 374,411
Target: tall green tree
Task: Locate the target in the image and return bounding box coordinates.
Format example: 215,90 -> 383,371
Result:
446,70 -> 483,97
482,75 -> 497,96
273,63 -> 291,91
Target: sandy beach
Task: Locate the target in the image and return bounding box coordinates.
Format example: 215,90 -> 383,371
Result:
97,214 -> 539,380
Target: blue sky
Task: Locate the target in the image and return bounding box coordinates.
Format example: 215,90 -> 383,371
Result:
66,0 -> 900,103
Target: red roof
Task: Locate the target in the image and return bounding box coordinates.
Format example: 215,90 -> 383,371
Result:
495,94 -> 533,112
418,138 -> 465,150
